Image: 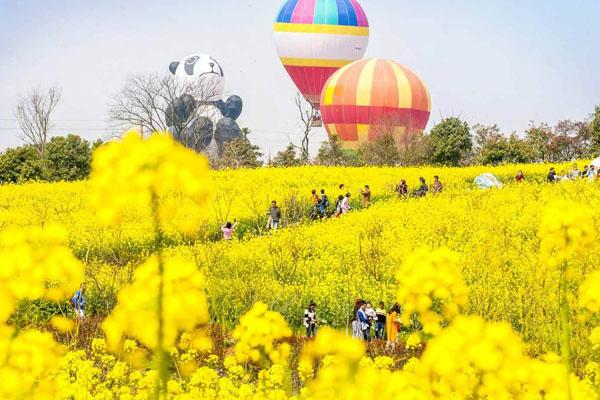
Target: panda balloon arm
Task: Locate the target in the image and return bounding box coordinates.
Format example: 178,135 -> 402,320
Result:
223,96 -> 243,120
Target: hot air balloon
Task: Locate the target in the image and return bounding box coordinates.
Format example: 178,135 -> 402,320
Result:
320,58 -> 431,149
273,0 -> 370,110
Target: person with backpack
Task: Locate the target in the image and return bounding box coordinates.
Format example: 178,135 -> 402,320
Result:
310,189 -> 321,220
319,189 -> 330,217
71,283 -> 87,320
304,301 -> 318,338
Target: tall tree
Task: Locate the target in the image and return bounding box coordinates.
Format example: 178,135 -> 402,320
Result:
358,134 -> 401,166
15,86 -> 62,157
525,122 -> 552,162
44,135 -> 93,181
315,135 -> 360,166
271,143 -> 301,167
217,129 -> 263,169
429,117 -> 472,166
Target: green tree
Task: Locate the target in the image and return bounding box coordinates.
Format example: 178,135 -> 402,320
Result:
270,143 -> 301,167
218,137 -> 263,169
0,145 -> 44,183
358,134 -> 401,166
429,117 -> 472,166
525,123 -> 552,162
44,135 -> 93,181
315,136 -> 361,166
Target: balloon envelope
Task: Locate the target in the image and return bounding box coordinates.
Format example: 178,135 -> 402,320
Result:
274,0 -> 369,108
474,173 -> 503,190
320,58 -> 431,149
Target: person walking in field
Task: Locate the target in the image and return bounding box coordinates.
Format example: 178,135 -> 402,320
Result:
416,177 -> 429,197
568,163 -> 581,180
587,165 -> 597,181
432,176 -> 444,194
71,283 -> 87,321
375,302 -> 387,340
267,201 -> 281,231
386,303 -> 402,351
304,301 -> 318,338
359,185 -> 371,207
396,180 -> 409,197
319,189 -> 330,217
221,220 -> 237,241
515,170 -> 525,182
547,168 -> 557,183
341,192 -> 351,214
310,189 -> 321,220
334,195 -> 344,217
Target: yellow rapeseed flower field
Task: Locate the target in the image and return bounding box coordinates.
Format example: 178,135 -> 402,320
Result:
1,133 -> 600,399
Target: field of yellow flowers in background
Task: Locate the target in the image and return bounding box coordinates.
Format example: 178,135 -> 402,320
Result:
2,132 -> 600,399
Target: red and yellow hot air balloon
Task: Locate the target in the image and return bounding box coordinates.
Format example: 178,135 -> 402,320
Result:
273,0 -> 369,109
321,58 -> 431,149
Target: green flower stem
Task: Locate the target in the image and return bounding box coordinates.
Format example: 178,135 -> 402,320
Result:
559,261 -> 573,400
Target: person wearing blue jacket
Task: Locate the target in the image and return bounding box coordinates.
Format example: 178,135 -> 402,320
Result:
357,301 -> 371,342
72,283 -> 87,320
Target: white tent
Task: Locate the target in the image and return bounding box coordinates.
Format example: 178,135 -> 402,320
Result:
591,157 -> 600,170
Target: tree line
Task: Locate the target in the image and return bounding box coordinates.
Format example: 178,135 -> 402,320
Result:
2,83 -> 599,183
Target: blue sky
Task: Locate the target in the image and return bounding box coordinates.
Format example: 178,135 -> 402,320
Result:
0,0 -> 599,155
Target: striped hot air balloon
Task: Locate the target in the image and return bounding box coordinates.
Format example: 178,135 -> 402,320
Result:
273,0 -> 369,109
321,58 -> 431,149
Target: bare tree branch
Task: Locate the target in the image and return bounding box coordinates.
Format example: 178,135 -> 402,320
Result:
108,73 -> 221,142
15,86 -> 62,156
294,94 -> 318,163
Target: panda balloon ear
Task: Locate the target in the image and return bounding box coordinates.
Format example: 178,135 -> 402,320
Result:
169,62 -> 180,75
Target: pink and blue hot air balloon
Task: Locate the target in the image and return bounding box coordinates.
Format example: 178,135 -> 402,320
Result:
273,0 -> 370,109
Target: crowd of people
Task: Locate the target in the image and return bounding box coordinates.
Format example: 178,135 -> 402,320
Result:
219,177 -> 445,241
544,163 -> 600,183
303,300 -> 405,349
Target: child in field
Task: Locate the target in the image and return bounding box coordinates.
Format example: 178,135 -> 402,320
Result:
71,283 -> 87,320
221,220 -> 237,241
375,302 -> 387,340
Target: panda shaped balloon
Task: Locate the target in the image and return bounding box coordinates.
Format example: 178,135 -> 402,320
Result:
166,54 -> 243,159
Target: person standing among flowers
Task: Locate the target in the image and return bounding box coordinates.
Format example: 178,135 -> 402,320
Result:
357,301 -> 371,342
375,302 -> 387,340
267,201 -> 281,231
71,283 -> 87,321
396,180 -> 409,197
365,302 -> 377,338
386,303 -> 402,351
416,177 -> 429,197
547,168 -> 557,183
319,189 -> 329,217
351,299 -> 363,339
515,170 -> 525,182
221,220 -> 237,241
432,176 -> 444,194
304,301 -> 318,338
359,185 -> 371,207
341,192 -> 351,214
